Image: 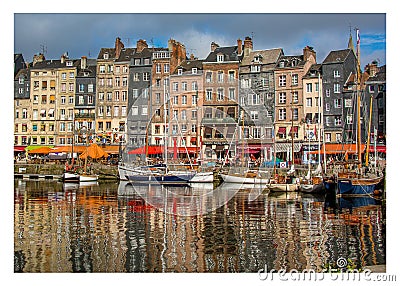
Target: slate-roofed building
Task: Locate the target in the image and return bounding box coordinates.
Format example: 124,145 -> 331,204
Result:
169,55 -> 204,160
364,61 -> 386,145
321,48 -> 357,143
201,39 -> 243,161
14,62 -> 31,147
274,46 -> 317,164
74,56 -> 97,144
96,37 -> 125,145
239,44 -> 283,161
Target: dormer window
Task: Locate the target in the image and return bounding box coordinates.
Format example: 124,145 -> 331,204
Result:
192,68 -> 197,74
217,54 -> 224,62
291,59 -> 297,67
178,68 -> 183,75
103,52 -> 109,60
254,55 -> 262,63
279,61 -> 285,68
66,61 -> 73,67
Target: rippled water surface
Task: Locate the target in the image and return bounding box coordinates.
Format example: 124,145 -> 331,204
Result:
14,180 -> 385,272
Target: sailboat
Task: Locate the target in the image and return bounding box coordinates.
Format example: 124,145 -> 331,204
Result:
329,29 -> 383,196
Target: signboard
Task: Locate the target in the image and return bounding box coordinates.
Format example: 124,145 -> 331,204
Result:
302,144 -> 321,151
279,162 -> 287,168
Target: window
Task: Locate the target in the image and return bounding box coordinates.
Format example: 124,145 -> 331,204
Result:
121,106 -> 127,116
142,107 -> 148,115
344,98 -> 352,108
156,63 -> 161,73
334,83 -> 340,93
181,110 -> 186,120
217,54 -> 224,62
191,81 -> 198,91
217,89 -> 224,101
306,83 -> 312,92
133,73 -> 140,81
173,110 -> 178,120
278,109 -> 286,120
265,128 -> 272,139
78,84 -> 85,93
278,92 -> 286,104
69,83 -> 74,92
334,116 -> 342,126
228,71 -> 235,82
292,92 -> 298,103
346,115 -> 353,124
155,93 -> 161,104
182,95 -> 187,105
325,133 -> 331,142
206,89 -> 212,101
61,73 -> 66,80
326,89 -> 331,97
79,95 -> 84,105
173,82 -> 178,91
181,124 -> 187,133
325,103 -> 330,111
251,65 -> 260,72
336,133 -> 342,142
267,110 -> 273,117
143,72 -> 149,81
107,92 -> 112,101
61,83 -> 66,92
218,71 -> 224,83
333,70 -> 340,78
106,122 -> 111,130
192,95 -> 198,106
279,75 -> 286,87
192,68 -> 197,74
292,108 -> 298,120
206,72 -> 212,83
99,65 -> 105,73
241,79 -> 250,88
253,127 -> 261,139
251,111 -> 258,120
173,96 -> 178,105
182,82 -> 187,91
114,106 -> 119,117
229,88 -> 235,100
251,94 -> 260,105
69,96 -> 74,104
164,64 -> 169,73
69,72 -> 74,79
334,99 -> 342,108
132,106 -> 138,116
191,110 -> 197,119
292,74 -> 298,85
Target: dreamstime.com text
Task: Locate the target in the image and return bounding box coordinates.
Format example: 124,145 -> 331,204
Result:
258,265 -> 396,282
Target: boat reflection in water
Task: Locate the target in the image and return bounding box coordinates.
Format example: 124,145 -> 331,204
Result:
14,180 -> 385,273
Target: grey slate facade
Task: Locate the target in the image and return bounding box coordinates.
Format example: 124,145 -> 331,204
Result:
321,49 -> 357,143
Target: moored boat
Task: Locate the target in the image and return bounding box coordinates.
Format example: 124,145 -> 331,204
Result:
220,171 -> 269,184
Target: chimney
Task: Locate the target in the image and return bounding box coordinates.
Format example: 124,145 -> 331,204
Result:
243,36 -> 253,56
32,53 -> 45,66
211,42 -> 219,52
136,39 -> 148,53
365,61 -> 379,77
303,46 -> 316,63
115,37 -> 125,59
237,38 -> 242,55
190,53 -> 195,60
81,56 -> 87,70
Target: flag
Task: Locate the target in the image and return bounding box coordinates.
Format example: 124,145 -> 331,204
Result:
356,28 -> 361,60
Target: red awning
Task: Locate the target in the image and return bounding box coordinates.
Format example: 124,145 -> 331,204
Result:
290,126 -> 298,133
190,137 -> 197,142
128,146 -> 164,155
369,145 -> 386,153
278,127 -> 286,134
14,146 -> 26,152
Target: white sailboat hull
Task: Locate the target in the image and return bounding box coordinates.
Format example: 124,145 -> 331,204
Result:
79,174 -> 98,182
220,173 -> 269,184
190,171 -> 214,183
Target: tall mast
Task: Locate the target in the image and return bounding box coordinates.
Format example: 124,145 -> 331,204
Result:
356,28 -> 362,170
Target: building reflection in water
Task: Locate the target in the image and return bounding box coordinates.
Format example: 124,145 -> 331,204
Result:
14,180 -> 385,272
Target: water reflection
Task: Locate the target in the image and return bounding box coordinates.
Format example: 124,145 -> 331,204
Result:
14,180 -> 385,272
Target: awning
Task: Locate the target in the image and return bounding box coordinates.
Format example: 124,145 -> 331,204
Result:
102,145 -> 120,154
309,143 -> 366,155
14,146 -> 26,152
275,143 -> 302,153
51,145 -> 86,153
289,126 -> 298,133
128,146 -> 164,155
368,145 -> 386,153
277,127 -> 286,134
190,137 -> 197,142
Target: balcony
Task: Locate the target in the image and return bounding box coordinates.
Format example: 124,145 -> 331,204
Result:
201,117 -> 238,125
75,113 -> 95,119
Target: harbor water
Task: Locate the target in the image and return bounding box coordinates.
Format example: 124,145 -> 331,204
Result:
14,179 -> 385,273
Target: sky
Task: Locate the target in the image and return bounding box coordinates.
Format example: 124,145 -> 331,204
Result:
14,13 -> 386,70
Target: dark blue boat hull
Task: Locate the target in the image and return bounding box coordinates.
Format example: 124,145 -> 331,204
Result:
125,173 -> 195,184
337,179 -> 377,195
